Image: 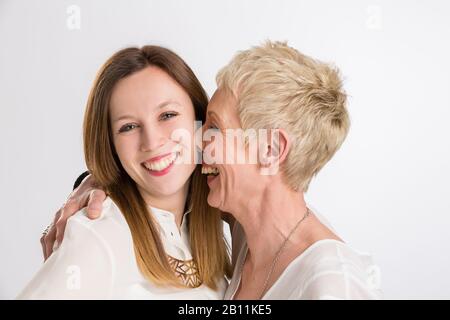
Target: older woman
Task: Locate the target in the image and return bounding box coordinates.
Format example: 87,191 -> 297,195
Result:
202,41 -> 381,299
41,41 -> 381,300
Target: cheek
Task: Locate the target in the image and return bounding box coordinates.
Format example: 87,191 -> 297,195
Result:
207,135 -> 225,164
183,128 -> 196,157
113,137 -> 138,168
170,122 -> 196,161
209,140 -> 223,164
223,164 -> 252,192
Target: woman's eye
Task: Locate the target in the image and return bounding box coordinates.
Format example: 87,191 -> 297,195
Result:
160,112 -> 178,121
119,123 -> 138,133
208,124 -> 219,130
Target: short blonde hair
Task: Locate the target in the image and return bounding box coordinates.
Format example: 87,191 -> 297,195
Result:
216,41 -> 350,191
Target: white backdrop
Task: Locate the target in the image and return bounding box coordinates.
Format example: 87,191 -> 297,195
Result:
1,0 -> 449,299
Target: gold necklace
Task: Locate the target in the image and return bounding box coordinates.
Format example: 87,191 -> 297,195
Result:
240,207 -> 311,299
167,255 -> 202,288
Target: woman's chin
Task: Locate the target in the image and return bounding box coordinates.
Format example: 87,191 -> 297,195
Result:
139,179 -> 185,198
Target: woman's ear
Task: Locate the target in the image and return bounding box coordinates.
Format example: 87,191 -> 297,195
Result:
259,128 -> 290,175
275,128 -> 290,165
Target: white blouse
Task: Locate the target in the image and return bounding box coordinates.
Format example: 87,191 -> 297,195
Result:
225,211 -> 383,300
17,197 -> 229,299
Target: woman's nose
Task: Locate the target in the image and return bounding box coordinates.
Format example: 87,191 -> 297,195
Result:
140,126 -> 166,152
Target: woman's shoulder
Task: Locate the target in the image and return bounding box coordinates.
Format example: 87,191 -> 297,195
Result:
17,198 -> 133,299
289,239 -> 382,299
64,196 -> 132,254
69,197 -> 128,232
299,240 -> 378,273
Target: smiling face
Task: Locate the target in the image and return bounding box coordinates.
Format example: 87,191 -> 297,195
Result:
201,88 -> 262,211
109,66 -> 196,203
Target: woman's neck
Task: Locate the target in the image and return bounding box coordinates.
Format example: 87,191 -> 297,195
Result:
139,181 -> 190,229
233,182 -> 312,269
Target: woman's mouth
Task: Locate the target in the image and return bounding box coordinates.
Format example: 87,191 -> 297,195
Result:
142,152 -> 179,177
202,165 -> 220,187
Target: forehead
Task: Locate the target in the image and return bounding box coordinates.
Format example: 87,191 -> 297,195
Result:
110,66 -> 191,114
207,88 -> 241,128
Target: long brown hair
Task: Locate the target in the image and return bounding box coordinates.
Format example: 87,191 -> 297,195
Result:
83,46 -> 231,289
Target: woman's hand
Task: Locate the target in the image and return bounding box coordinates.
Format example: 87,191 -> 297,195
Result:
40,174 -> 107,261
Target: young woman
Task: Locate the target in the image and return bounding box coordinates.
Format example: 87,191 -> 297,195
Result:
17,46 -> 231,299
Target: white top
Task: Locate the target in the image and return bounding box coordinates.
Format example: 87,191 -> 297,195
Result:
17,197 -> 229,300
224,213 -> 383,300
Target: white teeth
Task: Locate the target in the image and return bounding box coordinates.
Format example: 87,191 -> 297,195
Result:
143,152 -> 178,172
201,166 -> 219,175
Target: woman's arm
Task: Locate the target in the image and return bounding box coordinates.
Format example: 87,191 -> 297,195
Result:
41,173 -> 107,260
20,214 -> 113,299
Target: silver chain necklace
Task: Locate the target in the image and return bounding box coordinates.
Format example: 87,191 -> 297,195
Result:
241,207 -> 311,300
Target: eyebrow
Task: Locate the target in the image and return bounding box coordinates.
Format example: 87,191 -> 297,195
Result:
207,111 -> 224,127
112,101 -> 182,123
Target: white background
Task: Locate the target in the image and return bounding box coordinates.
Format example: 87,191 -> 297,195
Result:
1,0 -> 449,299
